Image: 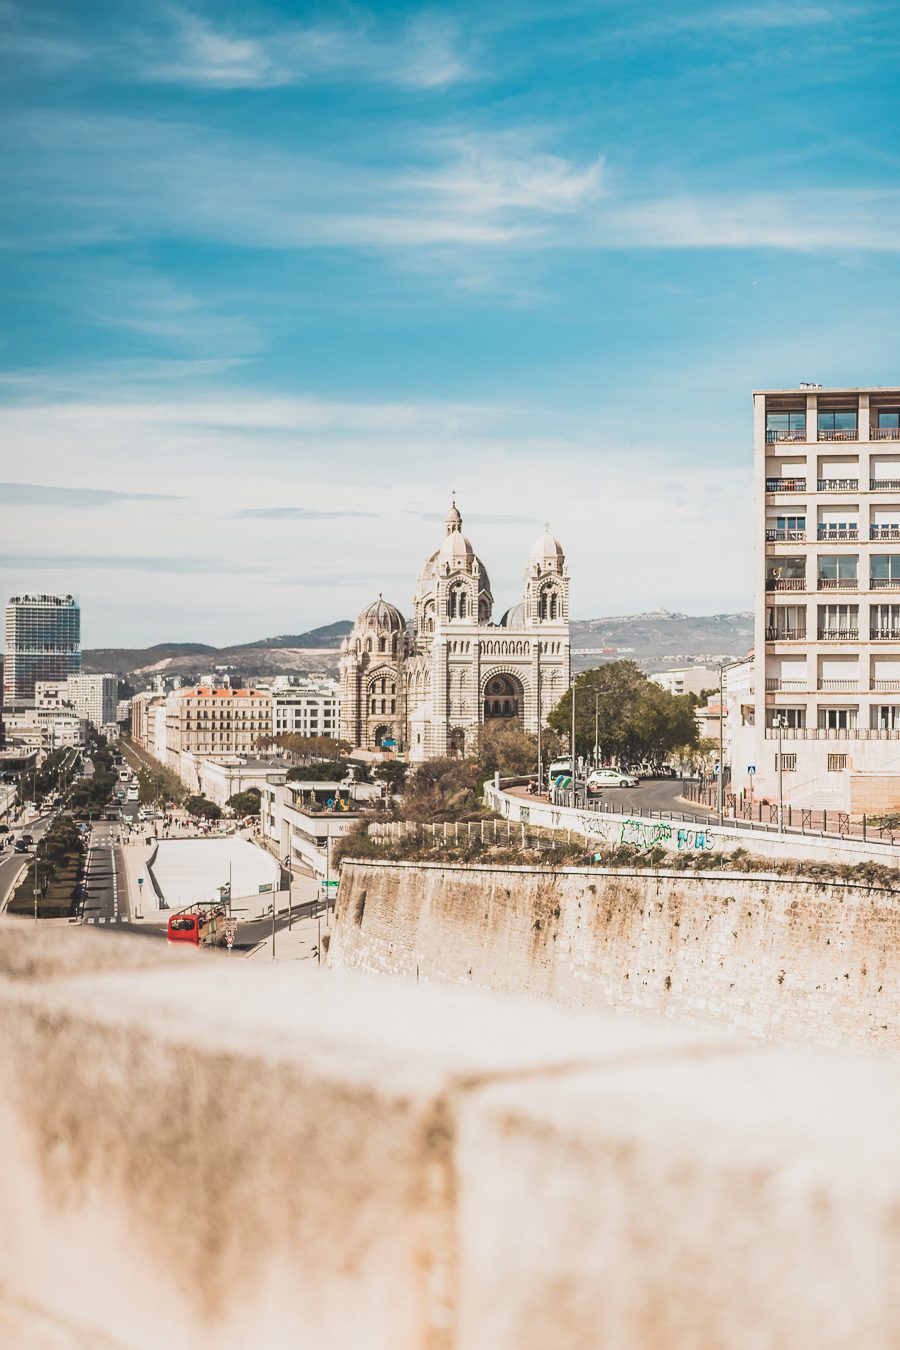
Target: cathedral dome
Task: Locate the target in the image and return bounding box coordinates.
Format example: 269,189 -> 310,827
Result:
415,499 -> 491,600
499,601 -> 527,628
529,527 -> 565,566
355,596 -> 406,634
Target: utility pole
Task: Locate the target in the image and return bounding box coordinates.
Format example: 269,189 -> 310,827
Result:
570,674 -> 577,807
594,692 -> 600,769
775,714 -> 785,833
33,858 -> 38,926
536,642 -> 543,792
717,664 -> 725,824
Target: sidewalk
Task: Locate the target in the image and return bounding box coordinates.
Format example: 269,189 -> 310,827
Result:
246,871 -> 331,963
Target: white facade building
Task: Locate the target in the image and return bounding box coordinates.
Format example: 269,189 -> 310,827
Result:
742,386 -> 900,813
650,666 -> 720,698
272,680 -> 340,740
66,674 -> 118,728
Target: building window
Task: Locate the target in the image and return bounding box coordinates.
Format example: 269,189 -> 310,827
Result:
871,705 -> 900,731
818,555 -> 857,588
766,708 -> 805,729
817,408 -> 858,439
827,754 -> 849,771
877,410 -> 900,431
774,754 -> 797,772
871,604 -> 900,638
766,410 -> 806,443
817,707 -> 857,731
870,556 -> 900,588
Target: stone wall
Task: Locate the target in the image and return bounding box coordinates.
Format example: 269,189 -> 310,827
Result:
6,921 -> 900,1348
329,860 -> 900,1049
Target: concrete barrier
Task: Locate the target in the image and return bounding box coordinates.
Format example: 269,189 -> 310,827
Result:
3,922 -> 900,1347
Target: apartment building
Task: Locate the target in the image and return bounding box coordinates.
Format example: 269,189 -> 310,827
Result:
746,386 -> 900,811
164,686 -> 273,767
271,679 -> 340,740
65,674 -> 118,728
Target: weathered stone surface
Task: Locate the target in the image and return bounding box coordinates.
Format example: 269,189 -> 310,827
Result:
330,861 -> 900,1048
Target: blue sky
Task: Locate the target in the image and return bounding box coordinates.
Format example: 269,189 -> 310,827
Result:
2,0 -> 900,646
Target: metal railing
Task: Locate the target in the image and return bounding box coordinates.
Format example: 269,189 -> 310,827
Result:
818,428 -> 859,441
766,577 -> 806,590
766,529 -> 806,543
765,429 -> 807,444
817,577 -> 857,590
871,629 -> 900,641
817,527 -> 858,541
817,628 -> 859,640
870,577 -> 900,589
765,627 -> 806,641
871,526 -> 900,540
765,477 -> 806,492
872,428 -> 900,441
817,478 -> 858,491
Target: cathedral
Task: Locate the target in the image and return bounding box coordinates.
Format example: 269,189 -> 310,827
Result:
339,501 -> 571,760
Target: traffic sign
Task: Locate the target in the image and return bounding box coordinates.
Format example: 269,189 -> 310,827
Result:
323,878 -> 339,889
747,764 -> 756,775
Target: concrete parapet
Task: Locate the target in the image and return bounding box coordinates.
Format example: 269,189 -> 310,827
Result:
2,923 -> 900,1346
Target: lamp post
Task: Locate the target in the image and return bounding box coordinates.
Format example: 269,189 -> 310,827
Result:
570,673 -> 577,807
775,714 -> 785,833
284,854 -> 292,931
717,663 -> 725,825
536,642 -> 543,792
33,857 -> 39,926
594,692 -> 600,769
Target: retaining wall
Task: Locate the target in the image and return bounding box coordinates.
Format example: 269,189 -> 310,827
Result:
330,860 -> 900,1049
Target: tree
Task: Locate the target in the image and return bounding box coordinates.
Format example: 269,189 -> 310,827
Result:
374,760 -> 408,793
287,760 -> 349,783
547,662 -> 698,767
227,788 -> 261,817
185,795 -> 223,820
274,733 -> 352,761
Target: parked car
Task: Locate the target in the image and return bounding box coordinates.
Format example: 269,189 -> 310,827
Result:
20,833 -> 34,846
14,839 -> 29,853
588,769 -> 639,789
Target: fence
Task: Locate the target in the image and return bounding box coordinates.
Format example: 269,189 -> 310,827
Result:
679,781 -> 899,844
367,818 -> 594,851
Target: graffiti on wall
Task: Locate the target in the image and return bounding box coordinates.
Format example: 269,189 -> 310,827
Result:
619,818 -> 673,851
577,814 -> 612,840
676,827 -> 715,851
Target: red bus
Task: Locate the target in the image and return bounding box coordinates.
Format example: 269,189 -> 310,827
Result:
166,907 -> 229,947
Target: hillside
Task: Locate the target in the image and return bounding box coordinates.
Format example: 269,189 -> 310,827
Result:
82,612 -> 752,679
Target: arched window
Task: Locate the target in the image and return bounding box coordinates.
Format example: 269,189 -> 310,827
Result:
449,584 -> 468,619
379,636 -> 386,652
365,637 -> 373,653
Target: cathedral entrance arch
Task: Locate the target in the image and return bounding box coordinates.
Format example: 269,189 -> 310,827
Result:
482,672 -> 524,723
372,724 -> 392,748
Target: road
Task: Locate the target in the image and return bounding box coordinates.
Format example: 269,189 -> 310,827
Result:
79,820 -> 129,926
0,812 -> 54,911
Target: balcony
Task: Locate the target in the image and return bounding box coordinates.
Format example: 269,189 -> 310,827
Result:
766,627 -> 806,641
765,428 -> 806,444
817,478 -> 858,491
766,577 -> 806,591
817,629 -> 859,641
872,427 -> 900,441
766,529 -> 806,543
816,527 -> 858,541
817,680 -> 859,691
870,578 -> 900,590
765,477 -> 806,492
870,479 -> 900,491
818,428 -> 858,442
871,629 -> 900,641
765,677 -> 807,690
872,679 -> 900,690
870,526 -> 900,541
817,578 -> 857,591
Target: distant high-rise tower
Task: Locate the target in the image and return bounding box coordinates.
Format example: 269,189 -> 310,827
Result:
3,594 -> 81,703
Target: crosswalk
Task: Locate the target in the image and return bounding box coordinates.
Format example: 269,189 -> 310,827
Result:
84,914 -> 129,924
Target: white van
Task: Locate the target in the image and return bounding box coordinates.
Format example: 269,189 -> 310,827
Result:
548,758 -> 575,781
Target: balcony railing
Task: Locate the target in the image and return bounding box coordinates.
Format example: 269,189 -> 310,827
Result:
817,577 -> 857,590
764,727 -> 900,740
765,477 -> 806,492
766,429 -> 807,444
817,478 -> 858,491
766,577 -> 806,591
818,428 -> 859,442
872,427 -> 900,441
872,679 -> 900,690
870,577 -> 900,589
871,629 -> 900,641
766,529 -> 806,543
817,679 -> 858,690
870,479 -> 900,490
817,628 -> 859,641
816,527 -> 858,541
766,627 -> 806,641
871,526 -> 900,541
765,677 -> 807,690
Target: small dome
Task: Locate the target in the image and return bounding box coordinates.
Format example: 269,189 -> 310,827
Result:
499,601 -> 527,628
439,529 -> 475,567
445,498 -> 462,533
530,527 -> 565,565
356,596 -> 406,634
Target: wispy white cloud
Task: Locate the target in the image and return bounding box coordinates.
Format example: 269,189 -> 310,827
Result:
0,483 -> 182,508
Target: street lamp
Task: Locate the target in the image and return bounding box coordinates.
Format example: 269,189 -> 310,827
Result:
773,713 -> 785,833
717,663 -> 725,825
594,692 -> 600,769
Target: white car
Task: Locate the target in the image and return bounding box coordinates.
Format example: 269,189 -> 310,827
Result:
588,769 -> 639,789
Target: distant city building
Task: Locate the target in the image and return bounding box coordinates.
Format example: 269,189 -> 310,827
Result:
650,665 -> 720,698
340,501 -> 571,759
738,384 -> 900,812
3,594 -> 80,703
66,674 -> 118,728
272,679 -> 340,740
164,686 -> 273,767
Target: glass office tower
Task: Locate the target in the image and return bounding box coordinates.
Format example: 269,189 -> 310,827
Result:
3,594 -> 81,703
